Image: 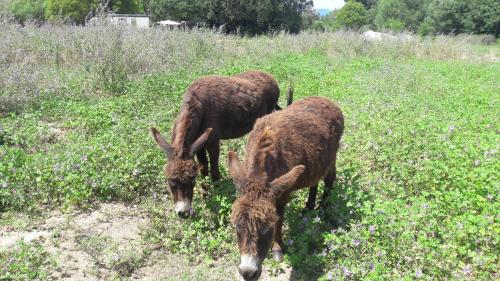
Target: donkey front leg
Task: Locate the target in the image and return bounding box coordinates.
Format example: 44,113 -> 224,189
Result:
206,139 -> 221,181
196,147 -> 209,177
305,185 -> 318,210
271,197 -> 288,262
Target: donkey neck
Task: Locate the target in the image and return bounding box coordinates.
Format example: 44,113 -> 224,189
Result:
171,98 -> 203,156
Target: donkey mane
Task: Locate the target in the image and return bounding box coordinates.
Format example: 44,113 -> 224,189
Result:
248,126 -> 277,175
171,94 -> 203,155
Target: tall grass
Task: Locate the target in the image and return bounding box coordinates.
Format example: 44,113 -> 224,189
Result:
0,21 -> 492,115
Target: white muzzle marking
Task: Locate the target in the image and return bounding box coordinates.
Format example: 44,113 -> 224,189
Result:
174,199 -> 191,214
239,254 -> 259,273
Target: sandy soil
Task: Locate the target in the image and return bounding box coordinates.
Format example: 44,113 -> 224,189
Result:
0,202 -> 294,281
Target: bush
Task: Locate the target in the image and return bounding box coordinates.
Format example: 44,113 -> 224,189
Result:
382,18 -> 405,32
335,1 -> 368,30
8,0 -> 44,24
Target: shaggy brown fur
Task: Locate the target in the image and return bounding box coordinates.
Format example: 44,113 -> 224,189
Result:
151,70 -> 280,217
228,97 -> 344,279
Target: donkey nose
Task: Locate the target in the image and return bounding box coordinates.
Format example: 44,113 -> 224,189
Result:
174,200 -> 191,218
239,267 -> 260,281
177,209 -> 190,218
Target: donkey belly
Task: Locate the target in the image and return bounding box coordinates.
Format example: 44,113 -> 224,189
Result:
216,106 -> 268,140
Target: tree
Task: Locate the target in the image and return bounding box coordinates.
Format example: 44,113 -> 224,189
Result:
423,0 -> 500,36
45,0 -> 91,24
374,0 -> 429,32
205,0 -> 312,35
335,0 -> 368,30
8,0 -> 45,24
301,6 -> 320,30
145,0 -> 206,22
354,0 -> 378,9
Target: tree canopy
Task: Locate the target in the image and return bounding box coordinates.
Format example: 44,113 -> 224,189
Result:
308,0 -> 498,36
2,0 -> 499,36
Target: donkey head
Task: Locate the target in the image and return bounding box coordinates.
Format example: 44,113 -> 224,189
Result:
227,151 -> 304,281
150,127 -> 212,218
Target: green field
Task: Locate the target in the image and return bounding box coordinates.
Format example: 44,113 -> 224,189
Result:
0,24 -> 499,280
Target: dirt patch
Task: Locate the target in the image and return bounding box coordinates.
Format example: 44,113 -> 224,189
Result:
0,203 -> 294,280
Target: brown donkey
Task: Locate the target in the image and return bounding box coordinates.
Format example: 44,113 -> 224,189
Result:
227,97 -> 344,281
151,71 -> 280,218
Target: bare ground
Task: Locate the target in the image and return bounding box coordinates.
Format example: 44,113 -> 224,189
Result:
0,202 -> 293,281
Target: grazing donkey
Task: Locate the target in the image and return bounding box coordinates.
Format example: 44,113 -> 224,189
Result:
227,97 -> 344,281
150,71 -> 280,218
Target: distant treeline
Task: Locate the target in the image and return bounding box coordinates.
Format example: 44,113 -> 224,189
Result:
1,0 -> 312,34
1,0 -> 499,36
306,0 -> 499,36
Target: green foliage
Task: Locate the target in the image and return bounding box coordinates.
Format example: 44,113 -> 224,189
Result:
423,0 -> 500,36
335,0 -> 368,30
108,0 -> 140,14
146,0 -> 206,22
0,241 -> 54,280
8,0 -> 45,24
354,0 -> 378,9
44,0 -> 90,24
374,0 -> 428,32
145,178 -> 237,261
206,0 -> 313,35
382,18 -> 405,32
1,26 -> 499,279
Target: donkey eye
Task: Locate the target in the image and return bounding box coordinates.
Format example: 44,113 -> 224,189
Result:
168,179 -> 177,187
261,227 -> 272,235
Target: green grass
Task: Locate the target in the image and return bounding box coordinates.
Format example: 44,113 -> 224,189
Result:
1,31 -> 499,280
0,241 -> 54,280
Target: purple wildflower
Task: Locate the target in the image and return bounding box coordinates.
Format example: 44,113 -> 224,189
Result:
369,225 -> 376,235
352,239 -> 361,247
341,266 -> 352,277
462,264 -> 472,275
415,268 -> 423,278
81,155 -> 88,161
288,239 -> 293,246
422,203 -> 429,209
326,271 -> 333,280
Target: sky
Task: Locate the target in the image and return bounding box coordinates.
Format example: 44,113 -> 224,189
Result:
313,0 -> 345,10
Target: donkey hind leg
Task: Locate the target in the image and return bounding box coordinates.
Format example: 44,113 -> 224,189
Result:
305,185 -> 318,210
320,165 -> 337,208
196,147 -> 208,177
206,139 -> 221,181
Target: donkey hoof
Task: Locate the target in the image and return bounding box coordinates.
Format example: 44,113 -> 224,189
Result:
272,251 -> 284,262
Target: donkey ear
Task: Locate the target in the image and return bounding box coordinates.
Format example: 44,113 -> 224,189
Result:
150,127 -> 174,158
227,151 -> 245,191
190,128 -> 213,157
270,165 -> 305,193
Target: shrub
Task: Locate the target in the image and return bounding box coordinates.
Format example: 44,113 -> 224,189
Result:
335,1 -> 368,30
